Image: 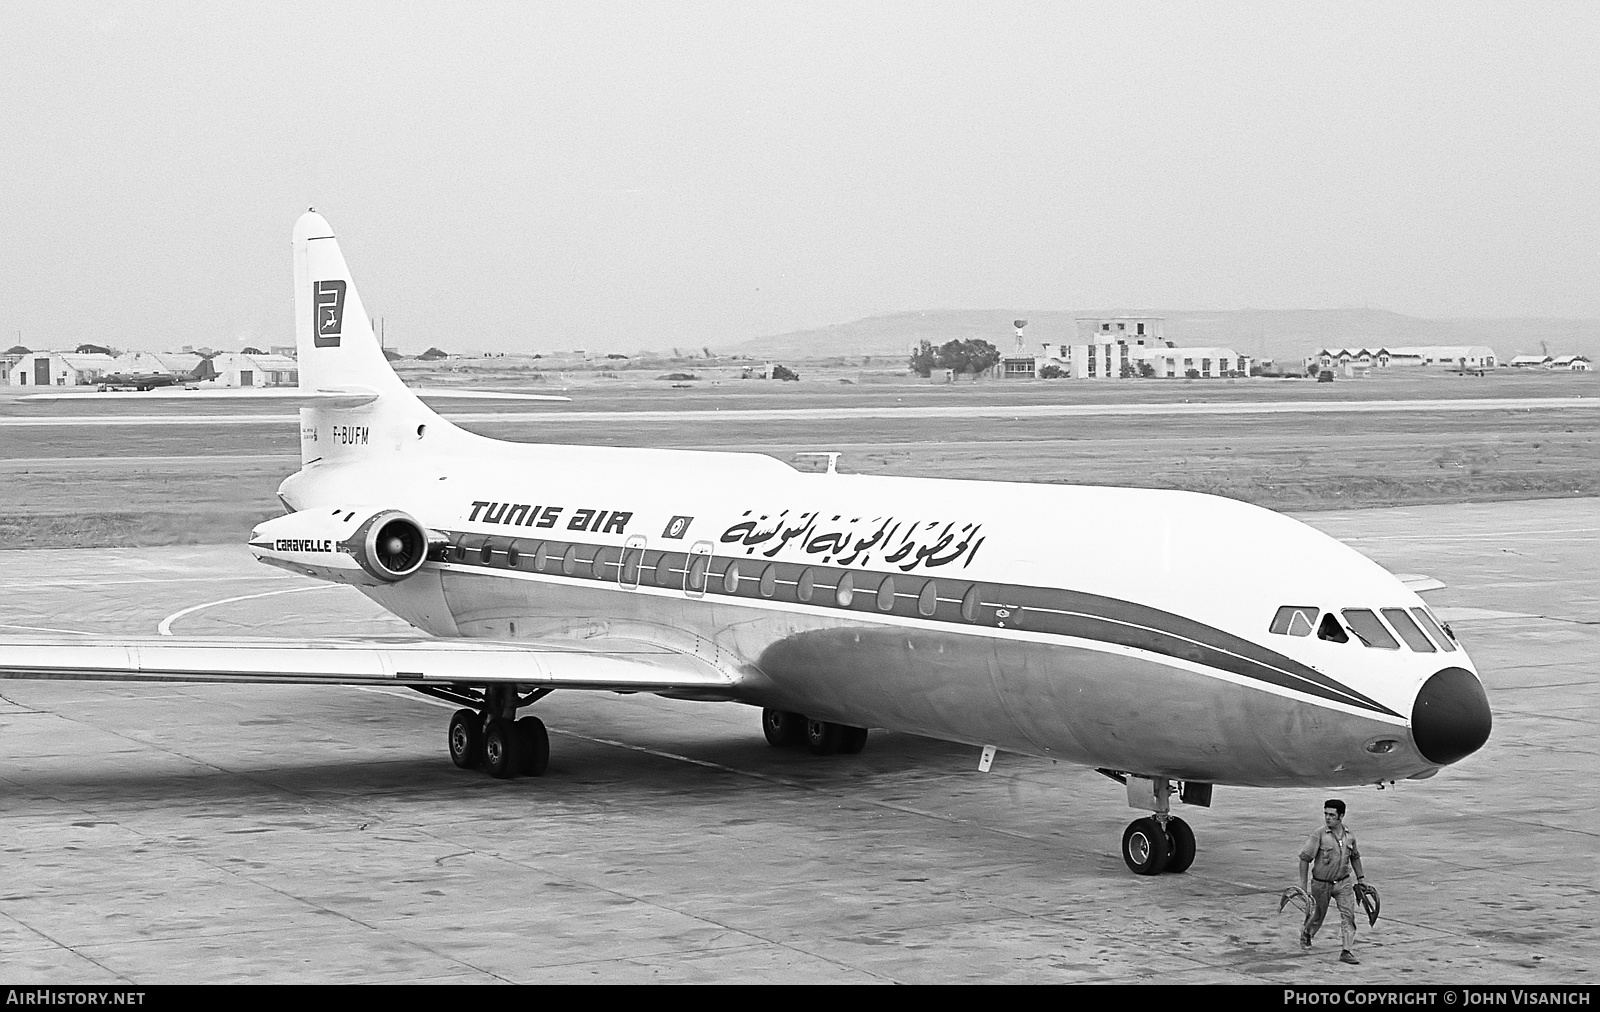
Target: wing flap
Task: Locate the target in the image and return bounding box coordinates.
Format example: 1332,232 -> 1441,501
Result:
0,636 -> 734,695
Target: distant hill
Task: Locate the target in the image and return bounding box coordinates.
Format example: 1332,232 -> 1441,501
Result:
721,308 -> 1600,365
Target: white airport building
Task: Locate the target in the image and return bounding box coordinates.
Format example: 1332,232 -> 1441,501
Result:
999,317 -> 1251,379
208,351 -> 298,387
6,351 -> 117,387
114,351 -> 206,377
1314,346 -> 1500,371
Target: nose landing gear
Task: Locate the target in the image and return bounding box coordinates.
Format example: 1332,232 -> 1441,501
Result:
1102,770 -> 1209,875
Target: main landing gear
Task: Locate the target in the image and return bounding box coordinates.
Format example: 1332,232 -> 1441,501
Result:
762,708 -> 868,756
1099,770 -> 1211,876
433,684 -> 552,779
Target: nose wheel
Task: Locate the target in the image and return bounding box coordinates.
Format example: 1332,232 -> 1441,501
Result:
1106,771 -> 1207,875
1122,817 -> 1171,875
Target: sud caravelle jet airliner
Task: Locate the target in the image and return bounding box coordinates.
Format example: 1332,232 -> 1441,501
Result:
0,212 -> 1493,876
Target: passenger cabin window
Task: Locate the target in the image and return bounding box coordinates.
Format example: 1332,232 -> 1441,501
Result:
960,585 -> 981,623
1410,607 -> 1456,652
1317,612 -> 1349,643
655,554 -> 676,587
917,580 -> 938,617
723,561 -> 740,594
1269,606 -> 1318,637
835,572 -> 854,607
797,568 -> 815,603
561,545 -> 579,576
759,564 -> 777,598
686,553 -> 709,593
876,575 -> 895,612
1381,608 -> 1436,652
1342,609 -> 1399,649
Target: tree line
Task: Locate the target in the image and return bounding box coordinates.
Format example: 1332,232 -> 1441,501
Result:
908,338 -> 1002,378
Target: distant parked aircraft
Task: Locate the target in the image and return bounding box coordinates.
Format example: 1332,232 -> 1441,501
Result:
98,358 -> 215,391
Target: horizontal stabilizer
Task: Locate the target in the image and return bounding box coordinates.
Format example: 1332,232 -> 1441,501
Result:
407,388 -> 570,402
0,636 -> 734,697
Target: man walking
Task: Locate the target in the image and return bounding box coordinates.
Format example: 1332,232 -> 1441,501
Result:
1298,798 -> 1368,964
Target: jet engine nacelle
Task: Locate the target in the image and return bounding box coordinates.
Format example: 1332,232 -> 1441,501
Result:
250,506 -> 440,586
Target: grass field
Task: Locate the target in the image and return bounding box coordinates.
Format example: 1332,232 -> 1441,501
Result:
1,363 -> 1593,549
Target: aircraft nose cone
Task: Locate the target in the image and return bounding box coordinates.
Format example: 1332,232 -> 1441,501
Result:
1411,666 -> 1492,765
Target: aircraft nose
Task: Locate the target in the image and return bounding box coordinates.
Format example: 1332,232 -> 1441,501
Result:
1411,666 -> 1492,765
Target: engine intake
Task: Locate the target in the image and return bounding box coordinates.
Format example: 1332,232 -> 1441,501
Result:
348,510 -> 430,582
250,506 -> 441,585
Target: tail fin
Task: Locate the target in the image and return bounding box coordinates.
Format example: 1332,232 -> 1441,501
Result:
292,211 -> 455,467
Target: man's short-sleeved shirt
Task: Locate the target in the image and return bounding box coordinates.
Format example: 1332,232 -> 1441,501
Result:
1299,826 -> 1360,882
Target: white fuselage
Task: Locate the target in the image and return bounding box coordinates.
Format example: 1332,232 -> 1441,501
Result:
267,434 -> 1483,789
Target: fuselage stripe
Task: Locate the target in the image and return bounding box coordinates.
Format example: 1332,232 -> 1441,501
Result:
434,529 -> 1399,717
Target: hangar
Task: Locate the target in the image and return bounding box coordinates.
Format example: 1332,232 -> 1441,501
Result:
208,351 -> 299,387
6,350 -> 116,387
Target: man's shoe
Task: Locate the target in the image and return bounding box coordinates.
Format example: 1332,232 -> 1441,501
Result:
1340,950 -> 1360,965
1300,933 -> 1311,949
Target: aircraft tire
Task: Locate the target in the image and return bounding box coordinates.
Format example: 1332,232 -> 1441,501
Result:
448,709 -> 484,770
762,709 -> 806,747
516,715 -> 550,776
1164,817 -> 1196,874
805,719 -> 843,755
838,725 -> 869,754
1122,817 -> 1172,875
483,717 -> 521,779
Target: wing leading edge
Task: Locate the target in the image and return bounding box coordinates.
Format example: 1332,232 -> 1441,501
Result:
0,636 -> 736,698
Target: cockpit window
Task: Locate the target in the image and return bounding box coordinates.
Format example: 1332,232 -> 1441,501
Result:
1317,612 -> 1349,643
1381,608 -> 1436,652
1269,606 -> 1318,637
1410,606 -> 1457,652
1342,609 -> 1399,649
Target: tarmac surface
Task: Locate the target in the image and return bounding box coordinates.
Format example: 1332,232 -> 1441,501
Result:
0,498 -> 1595,984
0,394 -> 1591,427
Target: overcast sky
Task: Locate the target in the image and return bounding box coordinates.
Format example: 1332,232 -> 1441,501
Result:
2,1 -> 1596,354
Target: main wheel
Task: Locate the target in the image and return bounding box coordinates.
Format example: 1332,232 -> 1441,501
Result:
483,717 -> 521,779
448,709 -> 484,769
838,725 -> 869,754
516,715 -> 550,776
762,708 -> 805,747
1122,817 -> 1172,875
1164,816 -> 1196,874
805,718 -> 842,755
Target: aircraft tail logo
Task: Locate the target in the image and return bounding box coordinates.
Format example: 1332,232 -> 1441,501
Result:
314,279 -> 347,347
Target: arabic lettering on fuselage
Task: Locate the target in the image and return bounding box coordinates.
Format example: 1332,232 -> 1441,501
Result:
719,510 -> 985,572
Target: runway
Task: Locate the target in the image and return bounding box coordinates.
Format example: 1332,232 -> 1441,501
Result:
0,499 -> 1594,983
0,395 -> 1591,427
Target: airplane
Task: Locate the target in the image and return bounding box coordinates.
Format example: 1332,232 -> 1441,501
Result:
97,358 -> 216,391
0,212 -> 1493,876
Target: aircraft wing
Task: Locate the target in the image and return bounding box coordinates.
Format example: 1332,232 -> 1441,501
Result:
0,636 -> 736,698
